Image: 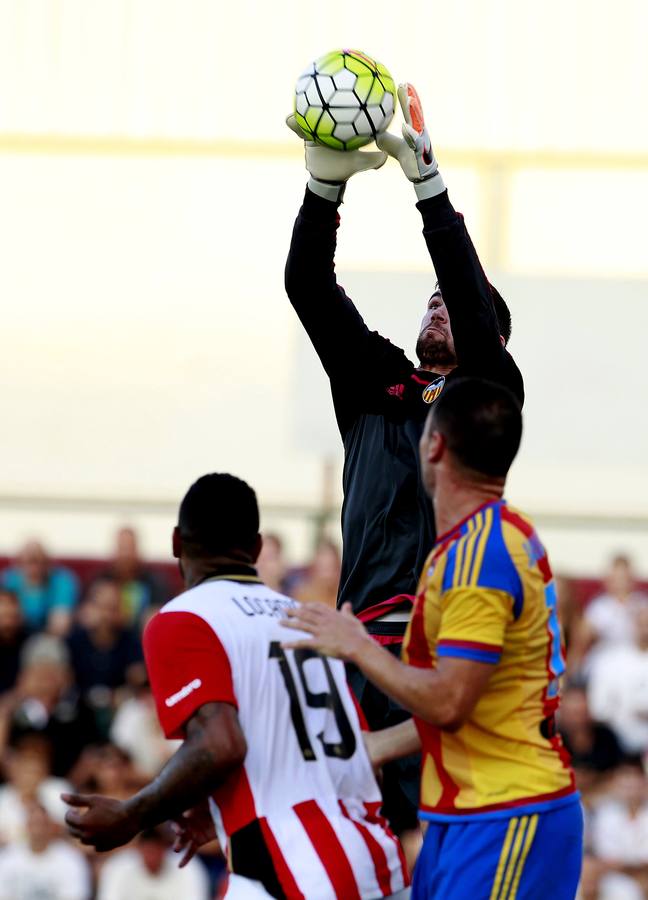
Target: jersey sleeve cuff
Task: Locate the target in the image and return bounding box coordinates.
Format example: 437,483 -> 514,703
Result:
437,639 -> 502,664
162,691 -> 238,740
415,189 -> 458,229
303,183 -> 343,218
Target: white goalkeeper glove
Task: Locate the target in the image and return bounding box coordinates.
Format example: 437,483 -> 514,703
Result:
286,114 -> 387,202
376,84 -> 446,201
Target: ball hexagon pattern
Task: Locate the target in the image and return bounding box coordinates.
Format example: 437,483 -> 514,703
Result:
293,49 -> 396,151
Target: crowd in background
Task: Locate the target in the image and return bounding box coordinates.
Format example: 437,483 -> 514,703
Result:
0,528 -> 646,899
0,528 -> 343,899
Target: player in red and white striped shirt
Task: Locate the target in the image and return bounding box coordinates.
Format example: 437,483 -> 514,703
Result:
63,474 -> 409,899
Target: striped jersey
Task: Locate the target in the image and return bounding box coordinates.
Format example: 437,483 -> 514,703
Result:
402,499 -> 576,820
143,572 -> 408,899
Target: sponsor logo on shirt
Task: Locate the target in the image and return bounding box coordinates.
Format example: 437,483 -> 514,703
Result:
422,376 -> 445,404
386,383 -> 405,400
165,678 -> 202,708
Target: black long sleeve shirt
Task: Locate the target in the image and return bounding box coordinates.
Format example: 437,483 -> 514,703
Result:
285,187 -> 524,621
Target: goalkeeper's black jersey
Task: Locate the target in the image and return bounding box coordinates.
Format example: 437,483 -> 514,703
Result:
285,187 -> 524,624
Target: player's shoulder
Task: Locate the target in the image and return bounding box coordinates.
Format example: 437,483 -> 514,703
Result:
498,502 -> 554,583
152,580 -> 298,638
441,500 -> 528,604
142,582 -> 231,649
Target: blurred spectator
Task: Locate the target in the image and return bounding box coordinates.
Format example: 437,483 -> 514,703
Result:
0,802 -> 91,900
578,854 -> 644,900
96,825 -> 210,900
256,533 -> 288,593
0,634 -> 99,776
95,527 -> 169,627
574,556 -> 648,672
1,540 -> 79,636
293,538 -> 341,608
588,605 -> 648,755
0,734 -> 71,844
69,742 -> 143,799
67,578 -> 146,737
110,685 -> 180,778
0,589 -> 29,694
558,684 -> 623,796
590,760 -> 648,896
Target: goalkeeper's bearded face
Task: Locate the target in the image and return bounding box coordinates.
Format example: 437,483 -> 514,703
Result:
416,291 -> 457,369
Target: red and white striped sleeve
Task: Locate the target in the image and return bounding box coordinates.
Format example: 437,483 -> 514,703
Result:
143,610 -> 237,739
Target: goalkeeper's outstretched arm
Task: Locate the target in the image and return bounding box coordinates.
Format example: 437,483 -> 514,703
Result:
285,186 -> 376,382
285,117 -> 412,416
379,85 -> 524,403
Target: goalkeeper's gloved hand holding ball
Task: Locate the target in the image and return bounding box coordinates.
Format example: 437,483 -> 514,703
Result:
376,84 -> 446,201
286,114 -> 387,203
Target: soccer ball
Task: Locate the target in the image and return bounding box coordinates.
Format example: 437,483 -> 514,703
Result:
294,49 -> 396,151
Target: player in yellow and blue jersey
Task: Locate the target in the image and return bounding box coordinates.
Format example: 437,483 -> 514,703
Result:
283,378 -> 583,899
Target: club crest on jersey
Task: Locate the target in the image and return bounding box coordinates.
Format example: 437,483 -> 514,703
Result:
422,376 -> 445,404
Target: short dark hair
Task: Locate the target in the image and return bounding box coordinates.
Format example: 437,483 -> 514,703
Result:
490,285 -> 512,344
178,473 -> 259,557
430,378 -> 522,478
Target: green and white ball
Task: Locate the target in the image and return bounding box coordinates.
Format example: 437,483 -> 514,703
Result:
294,49 -> 396,151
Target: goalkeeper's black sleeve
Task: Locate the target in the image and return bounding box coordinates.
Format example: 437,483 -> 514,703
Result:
285,188 -> 413,433
417,191 -> 525,405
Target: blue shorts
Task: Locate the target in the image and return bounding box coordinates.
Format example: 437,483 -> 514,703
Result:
412,796 -> 583,900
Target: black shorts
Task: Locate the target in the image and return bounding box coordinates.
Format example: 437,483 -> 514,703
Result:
346,643 -> 421,835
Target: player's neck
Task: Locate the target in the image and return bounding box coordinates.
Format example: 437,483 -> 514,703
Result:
182,556 -> 257,590
434,474 -> 504,539
417,363 -> 456,377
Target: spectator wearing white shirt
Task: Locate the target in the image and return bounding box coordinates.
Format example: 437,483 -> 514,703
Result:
96,825 -> 210,900
0,735 -> 71,844
110,686 -> 180,778
589,606 -> 648,754
579,556 -> 648,672
590,761 -> 648,897
578,855 -> 644,900
0,802 -> 90,900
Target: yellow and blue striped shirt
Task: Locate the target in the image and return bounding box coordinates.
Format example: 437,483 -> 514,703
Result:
403,499 -> 576,819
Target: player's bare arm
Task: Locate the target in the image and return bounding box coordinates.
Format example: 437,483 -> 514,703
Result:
364,719 -> 422,769
62,701 -> 246,852
171,797 -> 218,868
282,602 -> 493,731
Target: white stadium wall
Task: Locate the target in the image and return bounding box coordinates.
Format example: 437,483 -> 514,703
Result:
0,0 -> 646,570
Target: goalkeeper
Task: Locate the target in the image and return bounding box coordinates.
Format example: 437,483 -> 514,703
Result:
285,84 -> 524,852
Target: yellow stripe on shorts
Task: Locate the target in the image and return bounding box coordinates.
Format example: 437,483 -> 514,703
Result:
489,817 -> 519,900
499,816 -> 530,900
498,816 -> 529,900
508,814 -> 539,899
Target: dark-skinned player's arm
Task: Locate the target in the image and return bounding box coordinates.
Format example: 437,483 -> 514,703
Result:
63,701 -> 245,852
63,609 -> 246,852
281,600 -> 501,732
378,85 -> 524,404
284,116 -> 414,431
